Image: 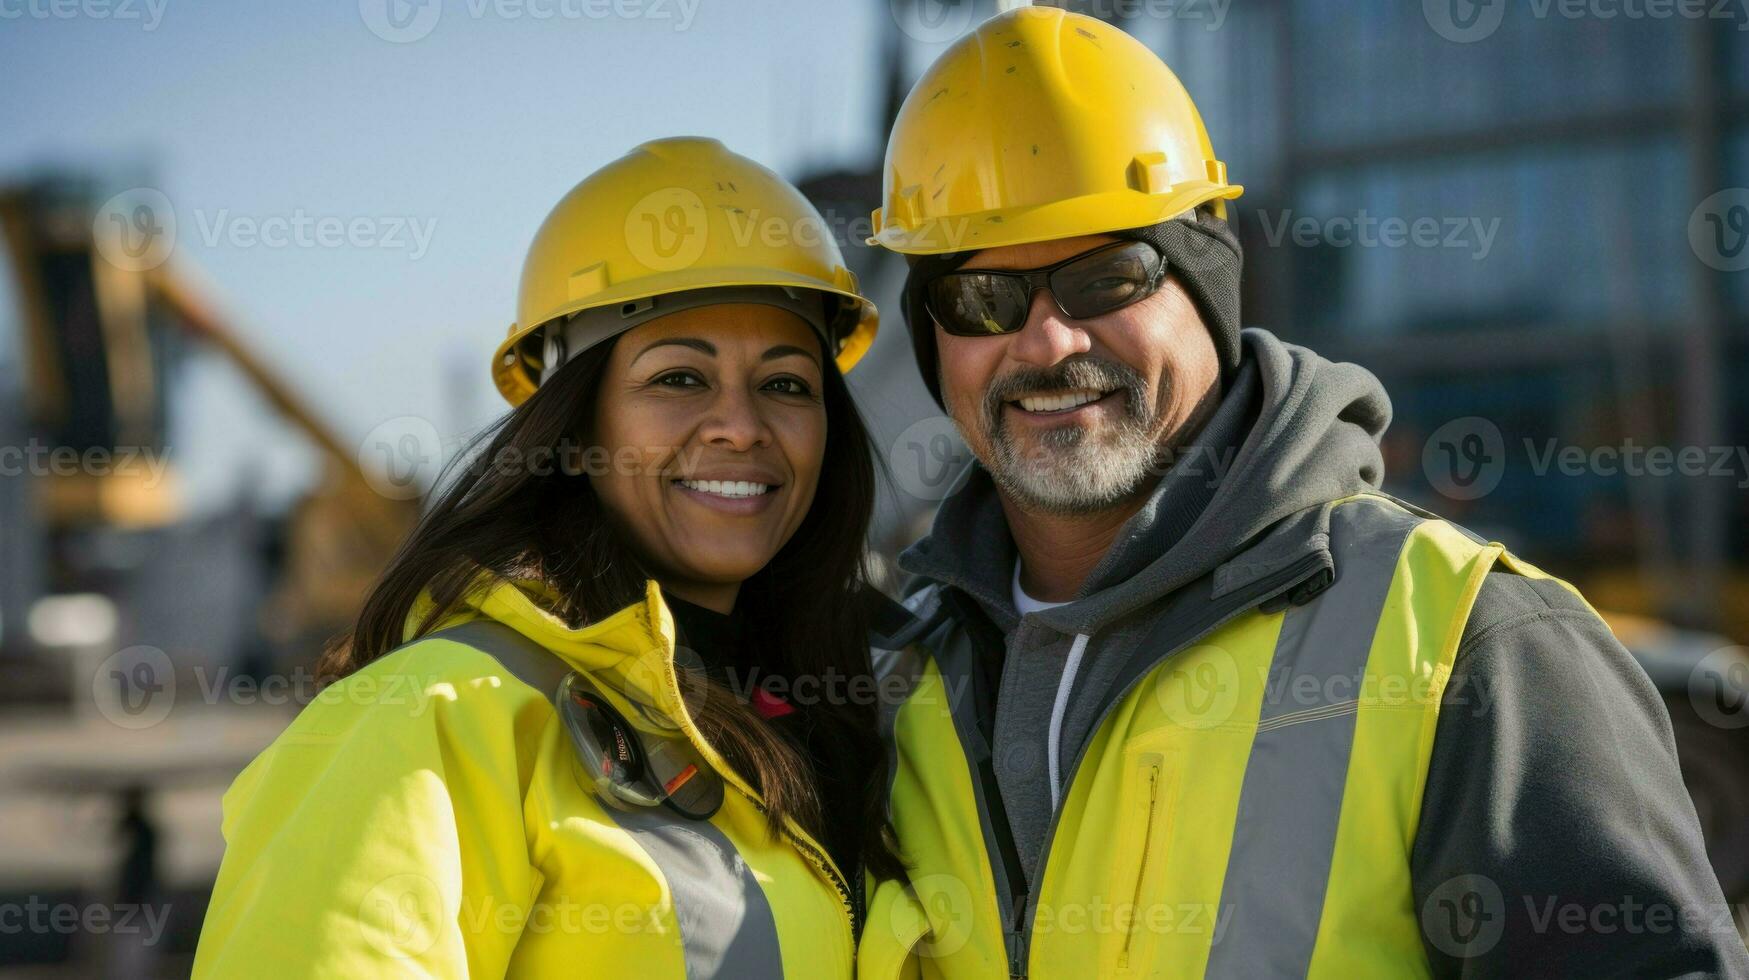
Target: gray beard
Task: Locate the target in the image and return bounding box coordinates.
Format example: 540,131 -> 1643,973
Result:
984,399 -> 1161,515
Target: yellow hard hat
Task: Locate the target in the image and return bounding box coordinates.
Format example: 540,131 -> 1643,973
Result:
493,137 -> 878,406
869,6 -> 1242,256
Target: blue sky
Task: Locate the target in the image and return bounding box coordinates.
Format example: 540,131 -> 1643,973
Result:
0,0 -> 902,510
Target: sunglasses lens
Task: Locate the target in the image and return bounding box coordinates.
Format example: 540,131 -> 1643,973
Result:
1051,241 -> 1164,319
926,273 -> 1030,336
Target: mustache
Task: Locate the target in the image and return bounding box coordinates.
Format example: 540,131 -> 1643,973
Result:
982,356 -> 1151,426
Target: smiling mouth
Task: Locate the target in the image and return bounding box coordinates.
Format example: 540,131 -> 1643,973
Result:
672,479 -> 778,498
1009,387 -> 1118,414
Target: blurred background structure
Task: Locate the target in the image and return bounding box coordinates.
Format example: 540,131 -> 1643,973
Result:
1,0 -> 1746,974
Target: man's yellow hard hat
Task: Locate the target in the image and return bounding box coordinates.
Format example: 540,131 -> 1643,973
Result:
493,137 -> 878,406
869,5 -> 1242,256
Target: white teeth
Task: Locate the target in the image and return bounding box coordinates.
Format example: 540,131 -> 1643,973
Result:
1017,388 -> 1106,413
677,479 -> 771,498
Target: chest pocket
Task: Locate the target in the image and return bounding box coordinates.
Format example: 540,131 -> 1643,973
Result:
1111,742 -> 1187,976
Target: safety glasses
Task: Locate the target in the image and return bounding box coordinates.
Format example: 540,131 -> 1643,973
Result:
557,671 -> 724,820
923,240 -> 1168,337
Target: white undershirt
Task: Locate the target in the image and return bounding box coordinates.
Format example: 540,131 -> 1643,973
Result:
1012,560 -> 1088,810
1012,560 -> 1068,616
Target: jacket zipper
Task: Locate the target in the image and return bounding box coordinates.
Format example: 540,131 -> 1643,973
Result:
1118,762 -> 1162,970
750,798 -> 859,937
1003,553 -> 1329,978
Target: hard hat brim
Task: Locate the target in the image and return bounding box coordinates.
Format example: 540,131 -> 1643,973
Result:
493,269 -> 876,407
868,182 -> 1243,256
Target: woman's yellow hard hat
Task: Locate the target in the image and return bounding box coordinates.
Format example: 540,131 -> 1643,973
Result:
494,137 -> 878,406
869,6 -> 1242,256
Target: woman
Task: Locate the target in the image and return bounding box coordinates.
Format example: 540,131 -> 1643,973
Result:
192,137 -> 901,978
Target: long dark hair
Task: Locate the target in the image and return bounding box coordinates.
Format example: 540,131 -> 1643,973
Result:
316,331 -> 905,881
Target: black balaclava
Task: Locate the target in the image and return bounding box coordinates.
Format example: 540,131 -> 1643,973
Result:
898,207 -> 1244,409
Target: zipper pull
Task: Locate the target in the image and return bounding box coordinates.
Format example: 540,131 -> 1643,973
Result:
1006,916 -> 1028,979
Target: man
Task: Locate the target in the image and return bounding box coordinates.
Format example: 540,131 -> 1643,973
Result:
857,6 -> 1748,978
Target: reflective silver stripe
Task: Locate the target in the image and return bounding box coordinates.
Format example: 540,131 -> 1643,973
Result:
601,805 -> 785,980
871,639 -> 926,809
425,620 -> 569,697
424,620 -> 786,979
1204,499 -> 1420,979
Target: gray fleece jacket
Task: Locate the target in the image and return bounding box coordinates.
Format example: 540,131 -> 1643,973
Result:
895,327 -> 1748,976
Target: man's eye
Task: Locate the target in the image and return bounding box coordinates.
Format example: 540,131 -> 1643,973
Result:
653,371 -> 704,388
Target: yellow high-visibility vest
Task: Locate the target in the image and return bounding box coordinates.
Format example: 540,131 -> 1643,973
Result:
862,493 -> 1587,979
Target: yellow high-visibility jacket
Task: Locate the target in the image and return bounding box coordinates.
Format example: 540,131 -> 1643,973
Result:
193,578 -> 855,978
859,494 -> 1579,979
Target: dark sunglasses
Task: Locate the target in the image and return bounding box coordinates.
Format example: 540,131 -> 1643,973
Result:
924,240 -> 1168,337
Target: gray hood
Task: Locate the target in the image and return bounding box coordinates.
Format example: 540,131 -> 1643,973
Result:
898,327 -> 1392,633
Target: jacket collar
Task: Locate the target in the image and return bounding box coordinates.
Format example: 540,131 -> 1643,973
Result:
408,575 -> 697,735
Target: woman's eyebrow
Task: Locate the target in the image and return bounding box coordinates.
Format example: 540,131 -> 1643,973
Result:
631,337 -> 715,365
761,344 -> 820,367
